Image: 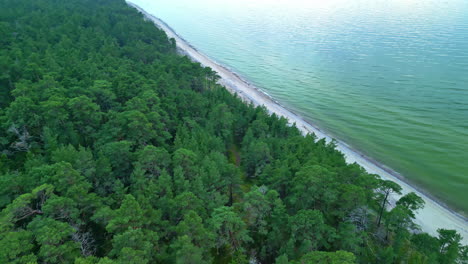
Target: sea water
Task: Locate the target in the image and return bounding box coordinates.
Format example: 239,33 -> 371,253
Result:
131,0 -> 468,215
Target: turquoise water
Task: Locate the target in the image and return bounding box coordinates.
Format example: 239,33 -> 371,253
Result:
132,0 -> 468,215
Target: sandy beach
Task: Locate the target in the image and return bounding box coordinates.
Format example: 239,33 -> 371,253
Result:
127,1 -> 467,243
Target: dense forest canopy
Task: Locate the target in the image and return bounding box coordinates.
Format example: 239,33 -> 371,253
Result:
0,0 -> 466,263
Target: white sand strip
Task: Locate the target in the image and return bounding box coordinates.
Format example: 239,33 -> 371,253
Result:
127,1 -> 467,243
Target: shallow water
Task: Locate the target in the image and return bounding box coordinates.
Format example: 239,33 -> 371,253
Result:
132,0 -> 468,215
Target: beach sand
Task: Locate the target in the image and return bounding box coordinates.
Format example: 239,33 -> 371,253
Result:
127,1 -> 467,243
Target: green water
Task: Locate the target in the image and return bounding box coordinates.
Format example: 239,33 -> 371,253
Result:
133,0 -> 468,215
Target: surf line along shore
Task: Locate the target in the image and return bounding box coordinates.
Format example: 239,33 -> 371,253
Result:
126,1 -> 467,243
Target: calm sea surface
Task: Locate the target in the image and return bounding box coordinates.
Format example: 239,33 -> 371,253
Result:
132,0 -> 468,215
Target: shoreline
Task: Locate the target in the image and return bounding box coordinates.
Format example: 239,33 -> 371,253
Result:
126,1 -> 467,243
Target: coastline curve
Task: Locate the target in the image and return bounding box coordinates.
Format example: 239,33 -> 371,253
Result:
126,1 -> 467,243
